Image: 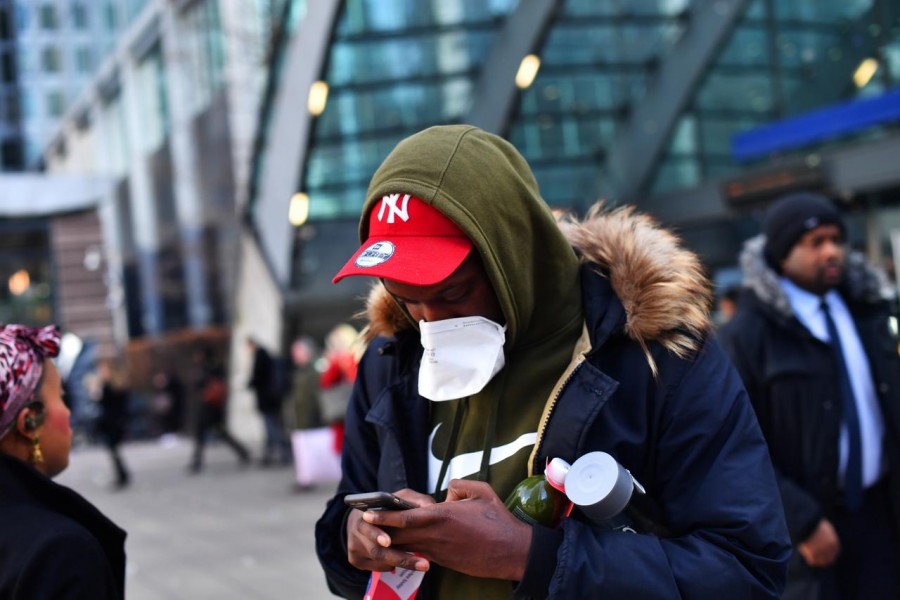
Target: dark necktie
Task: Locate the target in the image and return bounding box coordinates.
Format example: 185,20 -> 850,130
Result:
820,299 -> 863,511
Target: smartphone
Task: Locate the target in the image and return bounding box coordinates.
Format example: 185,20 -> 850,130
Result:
344,491 -> 415,511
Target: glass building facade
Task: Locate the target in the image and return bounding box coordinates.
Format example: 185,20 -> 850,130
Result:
248,0 -> 900,313
303,1 -> 516,220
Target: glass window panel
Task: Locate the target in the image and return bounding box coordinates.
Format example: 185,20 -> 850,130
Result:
545,23 -> 675,65
46,90 -> 65,117
19,88 -> 32,119
136,47 -> 168,153
779,72 -> 828,115
39,4 -> 56,29
699,115 -> 766,156
302,2 -> 514,224
328,29 -> 490,86
703,160 -> 741,181
886,42 -> 900,83
777,29 -> 842,68
184,0 -> 226,116
75,47 -> 93,73
41,46 -> 61,72
105,2 -> 117,31
1,51 -> 15,83
316,78 -> 471,140
16,5 -> 28,31
125,0 -> 150,23
531,163 -> 600,210
773,0 -> 873,22
717,25 -> 770,67
743,0 -> 766,20
71,2 -> 88,29
569,75 -> 619,112
0,7 -> 10,38
340,0 -> 507,35
650,156 -> 700,194
99,94 -> 130,177
695,71 -> 773,113
668,115 -> 697,154
564,0 -> 688,18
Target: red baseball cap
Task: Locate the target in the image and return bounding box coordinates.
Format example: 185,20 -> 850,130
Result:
333,194 -> 473,286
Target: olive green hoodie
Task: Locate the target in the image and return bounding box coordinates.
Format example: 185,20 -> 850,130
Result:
358,125 -> 584,599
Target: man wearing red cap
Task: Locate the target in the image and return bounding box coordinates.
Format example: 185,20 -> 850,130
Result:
316,125 -> 790,599
720,192 -> 900,599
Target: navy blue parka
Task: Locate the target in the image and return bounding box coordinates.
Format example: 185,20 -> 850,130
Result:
316,264 -> 791,599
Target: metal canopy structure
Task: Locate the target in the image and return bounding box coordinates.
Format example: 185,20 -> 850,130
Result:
0,175 -> 114,217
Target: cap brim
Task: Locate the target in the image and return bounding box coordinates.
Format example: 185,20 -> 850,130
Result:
333,236 -> 472,286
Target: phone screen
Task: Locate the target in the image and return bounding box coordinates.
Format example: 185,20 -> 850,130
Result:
344,491 -> 415,511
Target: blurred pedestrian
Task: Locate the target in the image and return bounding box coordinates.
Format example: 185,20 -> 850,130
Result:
318,324 -> 360,444
285,336 -> 322,433
95,359 -> 131,490
151,367 -> 185,436
715,285 -> 740,327
247,338 -> 290,466
188,348 -> 250,473
0,324 -> 126,598
285,336 -> 325,489
720,192 -> 900,599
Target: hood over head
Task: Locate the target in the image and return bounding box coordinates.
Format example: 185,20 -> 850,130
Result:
348,124 -> 583,349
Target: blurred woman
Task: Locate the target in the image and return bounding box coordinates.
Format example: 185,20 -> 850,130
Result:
0,324 -> 126,599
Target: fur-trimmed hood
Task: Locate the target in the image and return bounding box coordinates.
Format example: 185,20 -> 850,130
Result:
362,203 -> 713,366
739,233 -> 891,319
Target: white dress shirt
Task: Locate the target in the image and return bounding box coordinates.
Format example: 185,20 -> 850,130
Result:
780,278 -> 885,488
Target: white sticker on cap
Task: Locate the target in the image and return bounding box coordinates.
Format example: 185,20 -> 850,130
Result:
355,241 -> 395,268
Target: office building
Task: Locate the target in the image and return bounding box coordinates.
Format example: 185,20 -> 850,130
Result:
245,0 -> 900,348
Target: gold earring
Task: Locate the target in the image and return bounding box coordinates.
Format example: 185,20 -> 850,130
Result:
30,435 -> 44,465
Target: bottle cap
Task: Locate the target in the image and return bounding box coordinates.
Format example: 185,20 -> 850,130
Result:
545,457 -> 571,493
564,451 -> 634,522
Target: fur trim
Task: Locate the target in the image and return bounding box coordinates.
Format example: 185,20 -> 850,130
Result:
740,233 -> 892,319
359,282 -> 409,345
739,236 -> 793,318
362,204 -> 714,366
560,204 -> 712,373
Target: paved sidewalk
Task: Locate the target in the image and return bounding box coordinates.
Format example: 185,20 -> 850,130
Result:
56,437 -> 339,600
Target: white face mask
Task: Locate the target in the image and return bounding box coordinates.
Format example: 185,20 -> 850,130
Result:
418,316 -> 507,401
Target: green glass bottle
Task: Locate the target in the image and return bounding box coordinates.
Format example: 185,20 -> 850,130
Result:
505,459 -> 570,528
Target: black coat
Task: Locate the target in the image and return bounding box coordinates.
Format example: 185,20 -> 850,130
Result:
0,453 -> 126,599
249,347 -> 281,413
96,384 -> 129,446
719,237 -> 900,595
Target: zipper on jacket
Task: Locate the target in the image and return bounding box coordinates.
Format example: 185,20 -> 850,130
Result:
528,325 -> 592,476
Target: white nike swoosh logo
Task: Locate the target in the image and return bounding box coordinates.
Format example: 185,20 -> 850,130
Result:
428,424 -> 538,492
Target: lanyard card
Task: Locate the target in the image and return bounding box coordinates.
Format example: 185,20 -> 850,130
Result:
363,566 -> 424,600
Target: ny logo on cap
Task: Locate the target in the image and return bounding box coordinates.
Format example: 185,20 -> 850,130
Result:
377,193 -> 411,224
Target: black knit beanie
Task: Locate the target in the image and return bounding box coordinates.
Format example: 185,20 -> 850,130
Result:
763,192 -> 845,271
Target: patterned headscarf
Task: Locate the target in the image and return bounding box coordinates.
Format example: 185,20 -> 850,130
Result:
0,324 -> 61,438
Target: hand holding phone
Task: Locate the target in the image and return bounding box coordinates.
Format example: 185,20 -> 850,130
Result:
344,491 -> 415,511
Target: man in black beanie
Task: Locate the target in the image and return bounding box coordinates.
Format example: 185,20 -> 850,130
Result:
720,192 -> 900,599
761,192 -> 846,276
